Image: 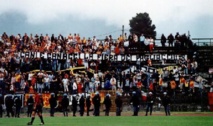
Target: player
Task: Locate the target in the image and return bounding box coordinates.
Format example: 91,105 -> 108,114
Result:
27,93 -> 44,125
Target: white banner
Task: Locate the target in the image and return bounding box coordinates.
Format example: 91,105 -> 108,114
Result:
19,52 -> 187,62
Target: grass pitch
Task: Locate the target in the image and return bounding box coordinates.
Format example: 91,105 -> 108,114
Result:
0,113 -> 212,126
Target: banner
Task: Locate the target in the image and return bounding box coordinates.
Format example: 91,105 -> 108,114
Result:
19,52 -> 187,62
25,93 -> 51,108
142,92 -> 147,101
4,94 -> 25,108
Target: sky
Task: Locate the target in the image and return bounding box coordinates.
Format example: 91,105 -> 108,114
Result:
0,0 -> 213,39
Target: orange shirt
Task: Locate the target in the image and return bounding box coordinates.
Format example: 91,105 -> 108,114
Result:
82,38 -> 87,44
77,83 -> 83,93
189,80 -> 194,88
41,41 -> 46,47
170,80 -> 176,89
35,94 -> 43,106
114,46 -> 120,55
50,43 -> 56,51
29,86 -> 34,93
69,46 -> 74,54
74,45 -> 80,53
180,77 -> 186,84
31,77 -> 36,86
68,35 -> 73,40
137,81 -> 142,88
104,45 -> 109,50
159,78 -> 163,86
15,74 -> 21,82
96,51 -> 102,55
76,36 -> 81,43
64,74 -> 69,79
148,59 -> 152,66
40,46 -> 45,52
11,44 -> 16,52
149,82 -> 153,91
77,59 -> 83,66
119,36 -> 124,42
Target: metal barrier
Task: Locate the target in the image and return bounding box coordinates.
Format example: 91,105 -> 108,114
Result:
192,38 -> 213,46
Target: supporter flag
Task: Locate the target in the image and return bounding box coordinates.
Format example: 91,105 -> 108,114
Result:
141,92 -> 147,101
42,93 -> 51,108
24,93 -> 51,108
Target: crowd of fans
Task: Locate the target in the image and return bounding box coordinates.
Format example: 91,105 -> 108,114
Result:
0,32 -> 209,94
0,32 -> 212,118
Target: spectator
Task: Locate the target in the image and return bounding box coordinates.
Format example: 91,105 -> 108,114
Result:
0,94 -> 3,118
145,92 -> 154,116
72,95 -> 77,117
79,94 -> 85,116
27,94 -> 34,117
160,34 -> 166,47
123,78 -> 131,96
49,93 -> 57,117
72,80 -> 77,95
149,37 -> 154,53
43,74 -> 50,93
36,71 -> 44,93
14,96 -> 22,118
92,91 -> 101,116
86,95 -> 91,116
140,34 -> 145,48
167,33 -> 174,47
62,75 -> 69,93
161,92 -> 171,116
5,95 -> 14,117
144,36 -> 150,50
103,94 -> 112,116
115,92 -> 123,116
110,76 -> 117,93
61,93 -> 69,117
130,91 -> 140,116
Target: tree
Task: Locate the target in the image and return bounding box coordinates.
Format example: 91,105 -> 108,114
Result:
129,12 -> 156,39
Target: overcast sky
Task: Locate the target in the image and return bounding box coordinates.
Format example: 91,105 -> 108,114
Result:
0,0 -> 212,39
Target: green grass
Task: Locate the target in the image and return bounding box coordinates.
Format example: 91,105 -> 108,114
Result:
0,116 -> 213,126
